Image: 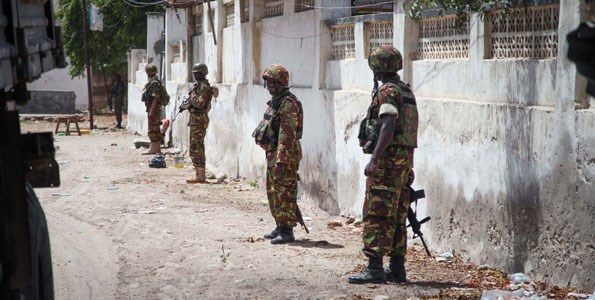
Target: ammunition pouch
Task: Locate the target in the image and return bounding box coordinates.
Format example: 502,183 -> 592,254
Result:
252,113 -> 278,150
358,117 -> 380,154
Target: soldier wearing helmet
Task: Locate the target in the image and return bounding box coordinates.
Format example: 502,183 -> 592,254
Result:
141,63 -> 169,155
348,45 -> 419,284
185,63 -> 215,183
252,64 -> 304,244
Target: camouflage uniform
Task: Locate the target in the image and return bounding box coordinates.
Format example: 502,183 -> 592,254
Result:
187,80 -> 213,168
143,77 -> 167,143
263,90 -> 303,228
362,78 -> 417,257
349,45 -> 418,284
253,65 -> 304,243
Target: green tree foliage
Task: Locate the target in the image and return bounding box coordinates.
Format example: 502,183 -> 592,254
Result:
57,0 -> 164,78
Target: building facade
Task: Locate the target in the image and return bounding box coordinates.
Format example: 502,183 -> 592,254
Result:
127,0 -> 595,290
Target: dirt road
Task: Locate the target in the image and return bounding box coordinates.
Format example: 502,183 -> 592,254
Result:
20,117 -> 582,300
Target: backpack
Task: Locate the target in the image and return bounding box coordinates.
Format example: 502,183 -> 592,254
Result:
157,79 -> 170,106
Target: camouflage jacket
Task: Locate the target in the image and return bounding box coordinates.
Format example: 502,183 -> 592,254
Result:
253,89 -> 303,164
188,80 -> 212,114
367,77 -> 418,148
142,77 -> 168,106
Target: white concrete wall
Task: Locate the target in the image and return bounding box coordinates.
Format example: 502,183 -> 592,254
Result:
127,0 -> 595,291
260,9 -> 317,87
165,8 -> 189,82
146,13 -> 165,72
27,68 -> 88,110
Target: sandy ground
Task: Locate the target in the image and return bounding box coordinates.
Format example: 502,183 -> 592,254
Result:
19,115 -> 587,300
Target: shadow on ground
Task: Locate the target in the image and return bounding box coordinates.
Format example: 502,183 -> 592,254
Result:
289,239 -> 344,249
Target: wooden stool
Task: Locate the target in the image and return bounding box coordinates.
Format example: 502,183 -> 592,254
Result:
55,115 -> 82,136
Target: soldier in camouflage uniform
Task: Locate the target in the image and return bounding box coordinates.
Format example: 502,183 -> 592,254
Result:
348,45 -> 418,284
141,63 -> 168,155
252,64 -> 303,245
186,63 -> 213,184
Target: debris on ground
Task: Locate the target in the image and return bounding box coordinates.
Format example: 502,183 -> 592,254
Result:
327,220 -> 343,229
148,155 -> 166,168
133,139 -> 150,149
436,251 -> 454,262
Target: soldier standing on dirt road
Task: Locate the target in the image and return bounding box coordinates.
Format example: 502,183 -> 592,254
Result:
252,64 -> 304,245
348,45 -> 419,284
141,63 -> 169,155
185,63 -> 214,184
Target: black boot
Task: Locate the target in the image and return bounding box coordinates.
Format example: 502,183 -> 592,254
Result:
270,227 -> 295,244
386,255 -> 406,283
264,226 -> 280,239
348,256 -> 386,284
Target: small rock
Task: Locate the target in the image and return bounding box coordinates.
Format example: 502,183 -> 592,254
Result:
509,272 -> 532,284
373,295 -> 389,300
345,217 -> 356,224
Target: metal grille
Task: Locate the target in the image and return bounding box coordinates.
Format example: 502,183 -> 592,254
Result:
366,21 -> 393,56
225,3 -> 234,28
264,0 -> 283,18
417,15 -> 469,60
489,5 -> 559,59
295,0 -> 314,12
330,24 -> 356,60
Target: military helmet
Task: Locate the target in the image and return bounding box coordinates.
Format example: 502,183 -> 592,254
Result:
192,63 -> 208,75
145,63 -> 158,75
368,45 -> 403,73
262,64 -> 289,87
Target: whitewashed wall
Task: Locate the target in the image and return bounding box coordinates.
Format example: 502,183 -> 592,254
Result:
128,0 -> 595,291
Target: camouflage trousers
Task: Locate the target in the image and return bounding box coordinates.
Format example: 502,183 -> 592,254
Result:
362,146 -> 412,258
265,151 -> 298,228
189,113 -> 209,168
389,185 -> 410,256
147,104 -> 162,143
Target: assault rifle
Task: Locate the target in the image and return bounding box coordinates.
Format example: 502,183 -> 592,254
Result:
407,187 -> 431,257
295,205 -> 309,234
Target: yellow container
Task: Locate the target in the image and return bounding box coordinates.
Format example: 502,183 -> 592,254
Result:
174,157 -> 184,168
80,129 -> 91,134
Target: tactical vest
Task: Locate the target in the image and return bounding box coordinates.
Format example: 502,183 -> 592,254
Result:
367,81 -> 418,148
142,78 -> 169,105
189,80 -> 212,114
252,90 -> 303,150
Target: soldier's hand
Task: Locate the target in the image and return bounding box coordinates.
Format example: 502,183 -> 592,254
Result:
407,169 -> 415,186
274,163 -> 285,177
364,159 -> 379,177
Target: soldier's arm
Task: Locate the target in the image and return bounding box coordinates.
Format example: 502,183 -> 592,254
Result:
191,85 -> 212,110
371,86 -> 399,162
275,99 -> 299,164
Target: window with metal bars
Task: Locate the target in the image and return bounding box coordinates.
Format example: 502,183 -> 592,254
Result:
295,0 -> 314,12
487,4 -> 559,59
365,21 -> 393,57
225,2 -> 234,28
417,15 -> 470,60
330,24 -> 356,60
264,0 -> 283,18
